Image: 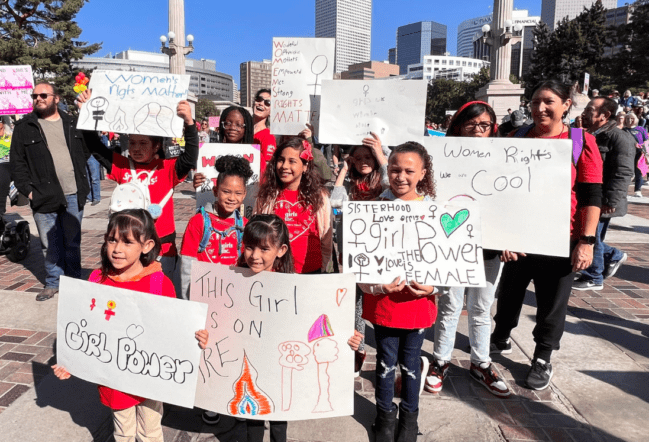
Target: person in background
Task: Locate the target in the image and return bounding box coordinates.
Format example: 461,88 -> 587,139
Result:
0,120 -> 12,218
10,82 -> 92,301
623,112 -> 649,198
252,89 -> 277,175
498,109 -> 527,136
425,101 -> 511,398
198,120 -> 210,144
591,89 -> 599,98
491,80 -> 603,390
620,90 -> 638,111
572,115 -> 583,129
616,112 -> 626,129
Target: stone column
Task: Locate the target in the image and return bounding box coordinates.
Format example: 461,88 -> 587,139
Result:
169,0 -> 186,75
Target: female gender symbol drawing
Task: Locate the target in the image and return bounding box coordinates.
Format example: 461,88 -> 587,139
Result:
310,55 -> 328,96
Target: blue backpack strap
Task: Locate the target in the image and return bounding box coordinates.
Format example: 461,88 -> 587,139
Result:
569,128 -> 584,167
513,124 -> 535,138
197,206 -> 213,254
233,209 -> 244,258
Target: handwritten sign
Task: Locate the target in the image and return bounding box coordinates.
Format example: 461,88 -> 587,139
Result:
425,137 -> 572,257
271,37 -> 335,137
0,65 -> 34,115
56,276 -> 208,408
190,262 -> 356,421
195,144 -> 261,217
77,70 -> 190,137
319,80 -> 427,146
208,116 -> 220,129
342,201 -> 486,287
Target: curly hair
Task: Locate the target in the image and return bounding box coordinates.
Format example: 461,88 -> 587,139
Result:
347,145 -> 383,201
390,142 -> 436,199
218,106 -> 254,143
100,209 -> 161,281
257,136 -> 326,213
215,154 -> 254,186
236,214 -> 295,274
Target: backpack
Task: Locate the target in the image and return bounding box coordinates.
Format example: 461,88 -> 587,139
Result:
197,206 -> 244,256
513,125 -> 584,167
109,159 -> 173,219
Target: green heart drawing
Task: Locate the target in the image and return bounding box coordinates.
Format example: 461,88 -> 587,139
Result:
440,209 -> 470,238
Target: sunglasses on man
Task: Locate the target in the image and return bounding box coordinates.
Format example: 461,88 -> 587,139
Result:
31,93 -> 55,100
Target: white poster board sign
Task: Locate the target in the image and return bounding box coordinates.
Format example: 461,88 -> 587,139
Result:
77,70 -> 190,137
195,143 -> 261,217
270,37 -> 335,136
319,80 -> 427,146
425,137 -> 572,257
0,65 -> 34,115
190,262 -> 356,421
342,201 -> 486,287
56,276 -> 208,408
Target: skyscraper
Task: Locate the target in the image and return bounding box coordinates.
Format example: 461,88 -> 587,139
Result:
541,0 -> 617,30
315,0 -> 372,73
394,21 -> 447,75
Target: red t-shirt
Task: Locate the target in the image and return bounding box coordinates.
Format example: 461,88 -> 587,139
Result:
254,128 -> 276,178
109,155 -> 183,256
89,264 -> 176,410
519,129 -> 603,238
273,189 -> 321,274
180,212 -> 248,264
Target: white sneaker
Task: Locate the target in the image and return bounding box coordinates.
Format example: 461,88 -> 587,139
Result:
634,191 -> 643,198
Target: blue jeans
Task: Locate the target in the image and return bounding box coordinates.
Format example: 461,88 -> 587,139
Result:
86,155 -> 102,203
374,325 -> 426,413
434,254 -> 501,365
580,218 -> 624,284
33,195 -> 84,288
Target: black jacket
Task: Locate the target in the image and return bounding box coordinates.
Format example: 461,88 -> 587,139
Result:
594,121 -> 636,218
10,111 -> 91,213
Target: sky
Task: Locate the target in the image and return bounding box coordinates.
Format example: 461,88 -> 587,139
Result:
75,0 -> 543,83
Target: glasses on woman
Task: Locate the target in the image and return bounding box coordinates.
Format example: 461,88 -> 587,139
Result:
463,122 -> 493,132
254,97 -> 271,107
223,121 -> 245,130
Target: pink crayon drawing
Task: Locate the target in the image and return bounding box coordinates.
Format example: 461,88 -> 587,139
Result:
278,341 -> 311,411
312,337 -> 338,413
307,314 -> 334,342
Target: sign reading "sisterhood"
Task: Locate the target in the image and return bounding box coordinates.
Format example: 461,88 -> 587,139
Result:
342,201 -> 486,287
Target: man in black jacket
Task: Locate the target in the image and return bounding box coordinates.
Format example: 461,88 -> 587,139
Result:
574,97 -> 636,290
10,83 -> 91,301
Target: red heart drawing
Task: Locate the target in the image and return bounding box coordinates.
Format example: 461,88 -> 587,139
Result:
244,154 -> 254,163
336,288 -> 347,306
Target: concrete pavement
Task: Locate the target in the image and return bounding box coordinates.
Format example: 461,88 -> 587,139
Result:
0,181 -> 647,441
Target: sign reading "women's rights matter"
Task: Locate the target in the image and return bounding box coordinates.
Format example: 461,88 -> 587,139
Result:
342,201 -> 486,287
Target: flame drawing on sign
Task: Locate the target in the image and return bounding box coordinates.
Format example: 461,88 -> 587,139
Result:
227,352 -> 274,416
110,107 -> 128,132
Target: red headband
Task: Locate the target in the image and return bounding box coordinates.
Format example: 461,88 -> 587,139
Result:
448,100 -> 498,135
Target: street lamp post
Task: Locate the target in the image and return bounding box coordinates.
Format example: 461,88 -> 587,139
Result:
476,0 -> 525,120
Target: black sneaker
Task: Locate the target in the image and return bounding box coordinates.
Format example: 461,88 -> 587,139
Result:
603,252 -> 628,279
572,278 -> 603,291
525,358 -> 553,390
202,410 -> 221,425
489,339 -> 512,355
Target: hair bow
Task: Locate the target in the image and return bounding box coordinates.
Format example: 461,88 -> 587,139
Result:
300,140 -> 314,161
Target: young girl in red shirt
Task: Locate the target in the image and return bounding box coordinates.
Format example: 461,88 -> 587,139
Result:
254,136 -> 332,274
53,209 -> 208,442
76,91 -> 198,296
234,214 -> 361,442
359,142 -> 437,442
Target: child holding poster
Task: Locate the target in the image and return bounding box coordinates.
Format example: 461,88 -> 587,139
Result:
234,214 -> 362,442
53,209 -> 209,442
330,132 -> 389,377
76,90 -> 198,296
254,136 -> 332,275
359,142 -> 437,442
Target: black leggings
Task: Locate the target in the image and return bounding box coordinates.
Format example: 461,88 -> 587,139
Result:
246,420 -> 287,442
0,163 -> 10,217
492,253 -> 575,362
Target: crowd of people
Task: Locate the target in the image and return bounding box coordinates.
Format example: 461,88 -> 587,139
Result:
4,76 -> 642,442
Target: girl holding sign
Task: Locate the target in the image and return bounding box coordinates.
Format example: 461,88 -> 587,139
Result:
254,136 -> 332,275
425,102 -> 512,398
359,142 -> 437,442
76,90 -> 198,296
53,209 -> 209,442
330,132 -> 389,376
233,214 -> 362,442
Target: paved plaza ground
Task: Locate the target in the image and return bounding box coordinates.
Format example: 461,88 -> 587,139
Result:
0,180 -> 647,442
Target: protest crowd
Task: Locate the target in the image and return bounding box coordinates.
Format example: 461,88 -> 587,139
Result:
2,40 -> 648,442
